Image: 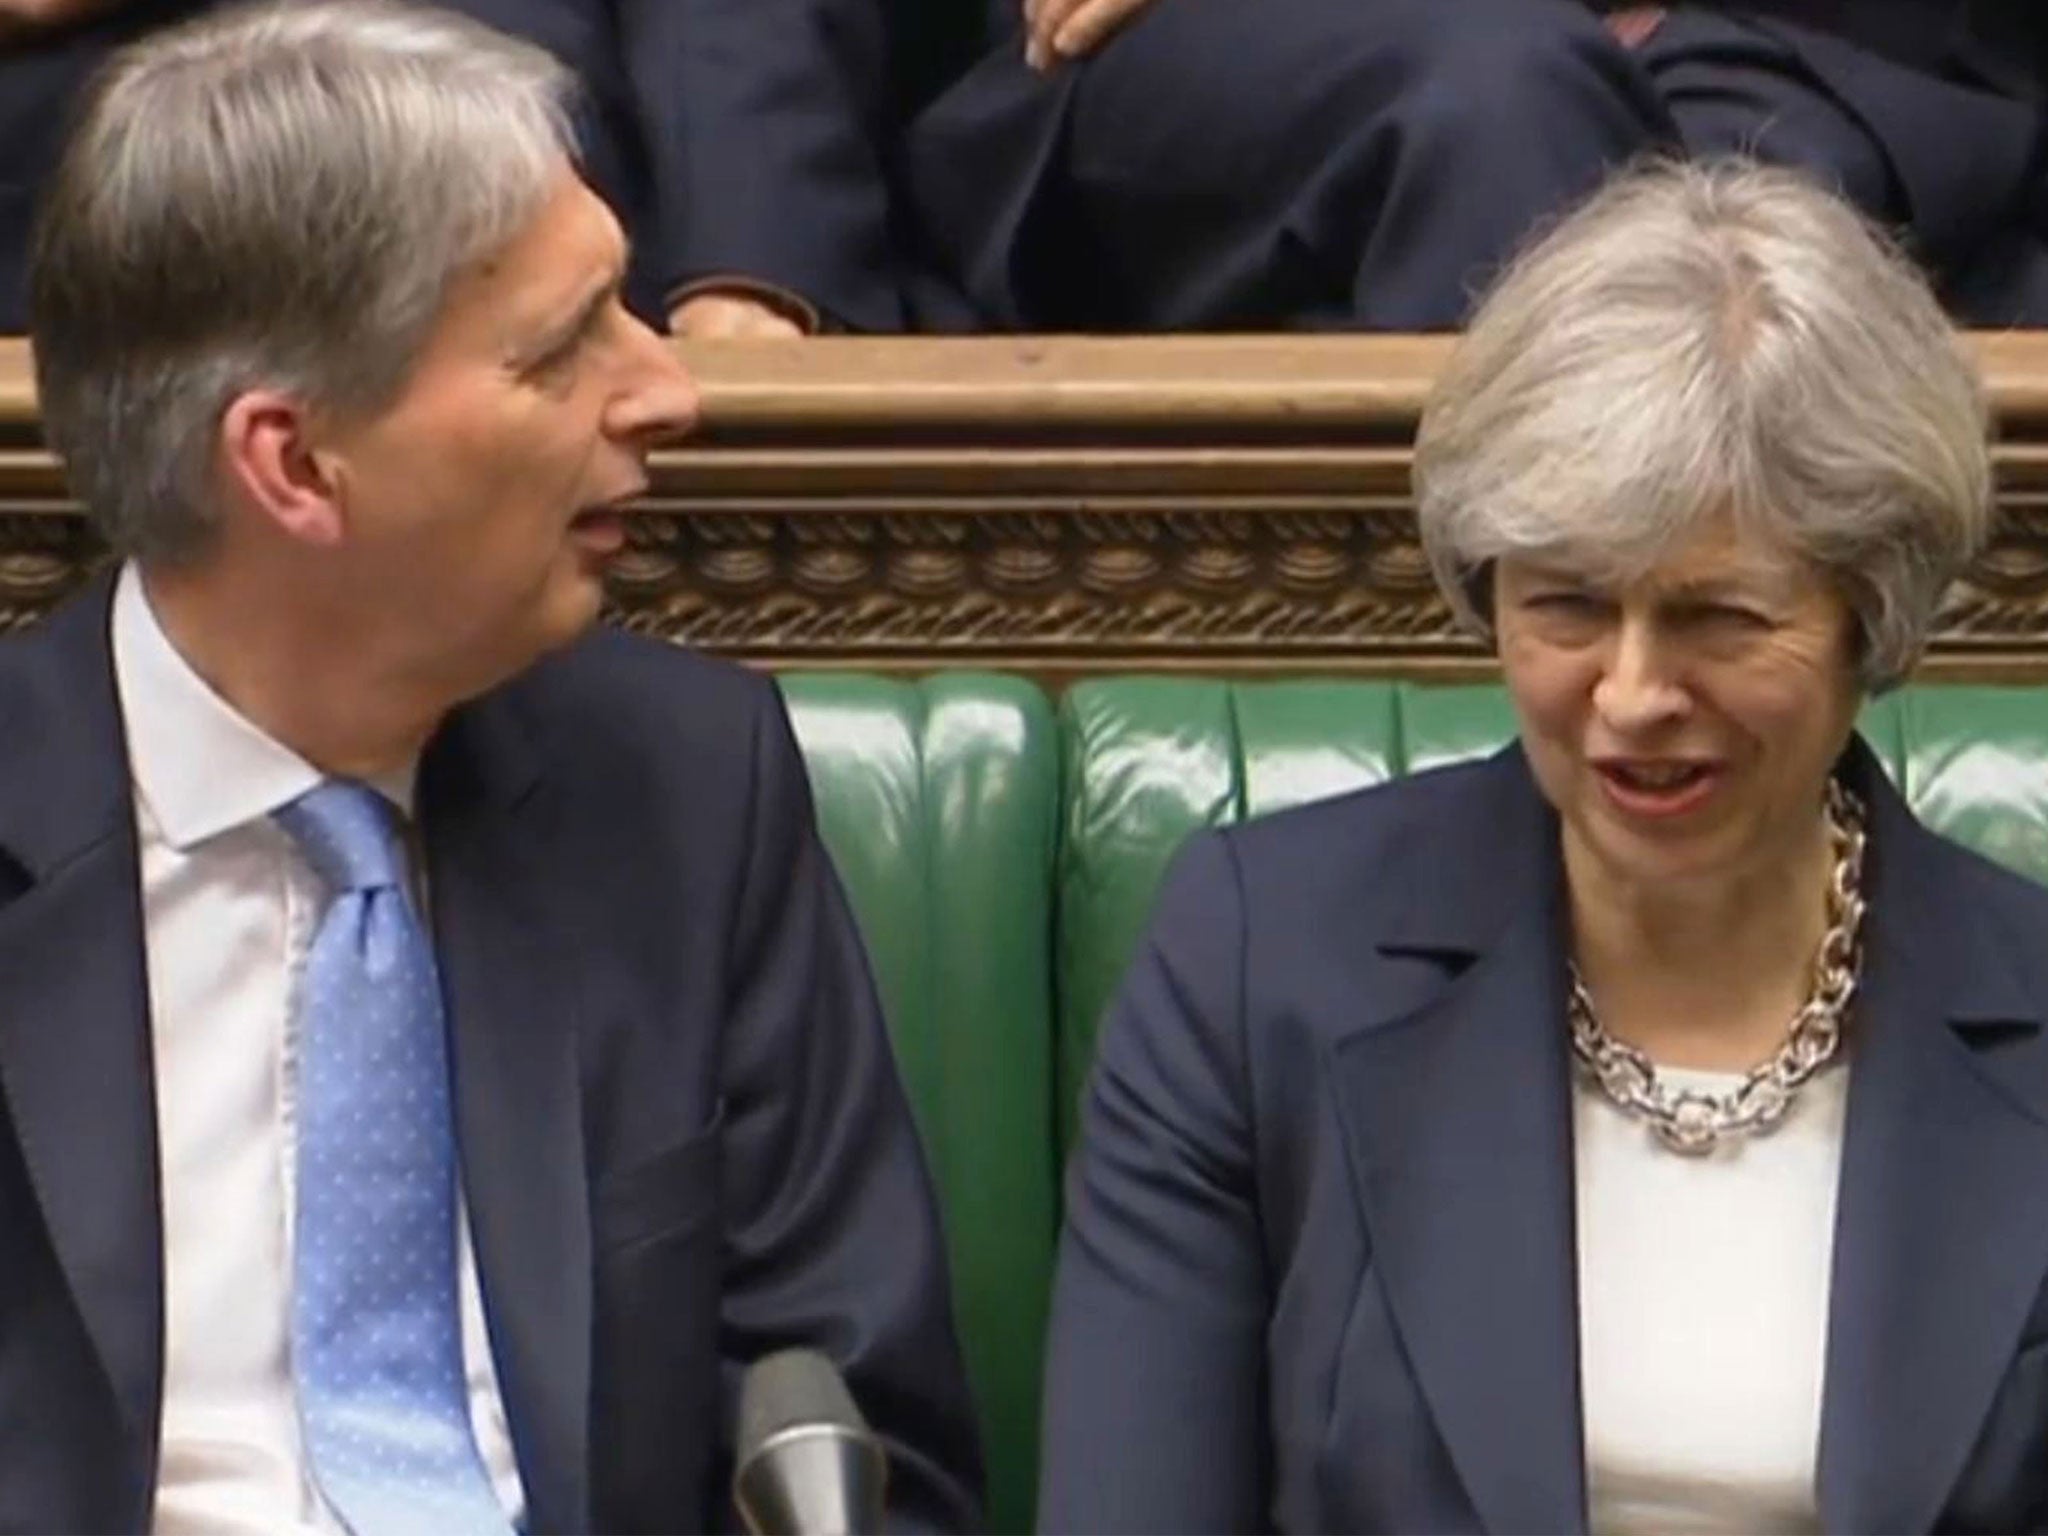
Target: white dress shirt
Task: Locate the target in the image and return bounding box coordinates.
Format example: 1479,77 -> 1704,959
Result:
1576,1061 -> 1849,1536
111,565 -> 525,1534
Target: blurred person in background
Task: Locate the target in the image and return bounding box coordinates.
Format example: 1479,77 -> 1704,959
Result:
908,0 -> 2048,332
0,0 -> 978,334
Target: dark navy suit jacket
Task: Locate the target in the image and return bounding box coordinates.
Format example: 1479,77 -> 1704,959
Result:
0,577 -> 983,1533
1041,740 -> 2048,1533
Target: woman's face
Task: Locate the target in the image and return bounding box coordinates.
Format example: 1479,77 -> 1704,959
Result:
1495,517 -> 1862,893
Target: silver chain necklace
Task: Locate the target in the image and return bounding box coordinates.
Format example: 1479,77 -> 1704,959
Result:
1567,778 -> 1867,1156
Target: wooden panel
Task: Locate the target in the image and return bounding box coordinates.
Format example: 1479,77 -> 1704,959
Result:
8,333 -> 2048,679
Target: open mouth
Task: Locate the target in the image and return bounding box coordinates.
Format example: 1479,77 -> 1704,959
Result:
569,505 -> 628,554
1593,760 -> 1722,818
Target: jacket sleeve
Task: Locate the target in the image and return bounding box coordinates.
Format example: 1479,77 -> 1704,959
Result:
615,0 -> 907,331
1038,829 -> 1271,1532
713,677 -> 984,1532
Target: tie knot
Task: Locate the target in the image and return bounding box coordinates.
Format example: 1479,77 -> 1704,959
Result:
275,780 -> 407,894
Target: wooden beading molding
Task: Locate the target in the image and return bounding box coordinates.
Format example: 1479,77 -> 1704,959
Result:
9,334 -> 2048,677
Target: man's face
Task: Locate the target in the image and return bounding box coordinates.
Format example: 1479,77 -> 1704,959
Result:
313,167 -> 697,700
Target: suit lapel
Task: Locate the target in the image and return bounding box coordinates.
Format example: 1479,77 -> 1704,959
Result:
422,697 -> 593,1534
1817,763 -> 2048,1534
1323,752 -> 1588,1535
0,573 -> 162,1506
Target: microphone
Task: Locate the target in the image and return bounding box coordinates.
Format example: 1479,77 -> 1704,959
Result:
733,1349 -> 888,1536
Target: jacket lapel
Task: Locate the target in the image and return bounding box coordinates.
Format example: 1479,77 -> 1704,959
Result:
1323,751 -> 1588,1535
0,573 -> 162,1509
1817,757 -> 2048,1534
421,696 -> 593,1534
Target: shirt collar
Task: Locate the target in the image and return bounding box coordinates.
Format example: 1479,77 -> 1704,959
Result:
110,562 -> 417,851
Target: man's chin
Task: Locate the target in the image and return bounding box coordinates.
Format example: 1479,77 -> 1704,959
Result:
542,570 -> 607,650
456,577 -> 606,700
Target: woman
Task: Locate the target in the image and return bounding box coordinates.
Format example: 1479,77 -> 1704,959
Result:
1037,159 -> 2048,1534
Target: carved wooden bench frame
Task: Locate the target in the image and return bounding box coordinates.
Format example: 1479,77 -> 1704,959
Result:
7,334 -> 2048,680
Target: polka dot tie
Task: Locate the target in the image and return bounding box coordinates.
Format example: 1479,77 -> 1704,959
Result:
275,782 -> 511,1536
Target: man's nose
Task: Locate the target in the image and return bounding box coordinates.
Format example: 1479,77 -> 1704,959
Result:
606,316 -> 700,447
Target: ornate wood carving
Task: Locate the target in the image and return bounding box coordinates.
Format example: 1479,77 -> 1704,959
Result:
10,335 -> 2048,679
606,500 -> 1465,667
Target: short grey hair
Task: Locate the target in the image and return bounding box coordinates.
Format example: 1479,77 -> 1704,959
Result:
31,0 -> 578,563
1413,158 -> 1992,692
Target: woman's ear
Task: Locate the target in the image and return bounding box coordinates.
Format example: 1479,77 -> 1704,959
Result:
1466,560 -> 1501,646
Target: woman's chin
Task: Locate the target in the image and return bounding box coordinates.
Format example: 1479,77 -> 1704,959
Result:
1576,797 -> 1747,887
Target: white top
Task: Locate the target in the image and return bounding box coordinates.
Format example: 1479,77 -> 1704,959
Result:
111,564 -> 525,1534
1575,1060 -> 1849,1536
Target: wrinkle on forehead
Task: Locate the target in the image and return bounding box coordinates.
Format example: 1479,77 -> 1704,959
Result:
1521,502 -> 1817,602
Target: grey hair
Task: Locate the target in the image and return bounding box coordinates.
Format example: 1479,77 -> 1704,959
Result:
30,0 -> 578,563
1413,158 -> 1992,692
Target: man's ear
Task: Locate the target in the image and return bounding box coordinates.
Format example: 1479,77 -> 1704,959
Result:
217,389 -> 348,548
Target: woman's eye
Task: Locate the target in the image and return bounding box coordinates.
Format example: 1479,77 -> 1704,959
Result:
1689,604 -> 1771,630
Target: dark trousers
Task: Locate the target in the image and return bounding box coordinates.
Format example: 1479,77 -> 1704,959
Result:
906,0 -> 2048,329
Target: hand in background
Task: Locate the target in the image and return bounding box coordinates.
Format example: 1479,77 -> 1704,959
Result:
1601,5 -> 1669,49
1025,0 -> 1154,70
669,292 -> 807,341
0,0 -> 123,40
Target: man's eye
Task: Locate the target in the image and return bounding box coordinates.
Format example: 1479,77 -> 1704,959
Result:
529,338 -> 581,378
1527,592 -> 1602,614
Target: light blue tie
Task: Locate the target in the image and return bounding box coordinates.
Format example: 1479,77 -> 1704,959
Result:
276,781 -> 511,1536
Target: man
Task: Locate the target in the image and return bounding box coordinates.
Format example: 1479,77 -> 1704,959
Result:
1,3 -> 983,1530
907,0 -> 2048,330
0,0 -> 978,335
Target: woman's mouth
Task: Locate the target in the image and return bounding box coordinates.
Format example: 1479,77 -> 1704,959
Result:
1593,759 -> 1723,820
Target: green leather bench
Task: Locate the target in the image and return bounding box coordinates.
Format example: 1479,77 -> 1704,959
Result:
779,674 -> 2048,1533
784,675 -> 1060,1536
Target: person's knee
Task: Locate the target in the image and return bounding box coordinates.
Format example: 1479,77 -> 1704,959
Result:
1391,4 -> 1667,158
1073,0 -> 1658,185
